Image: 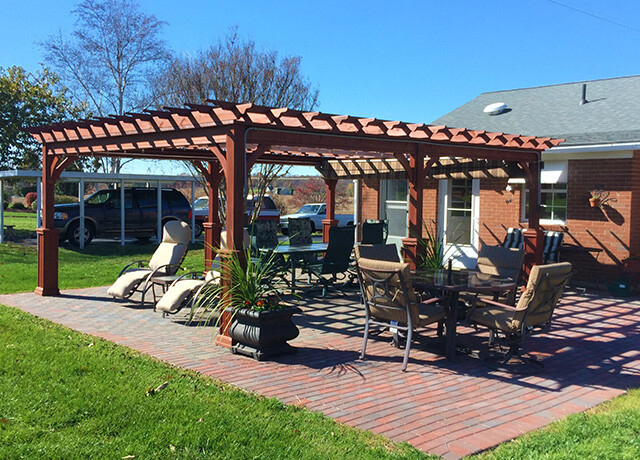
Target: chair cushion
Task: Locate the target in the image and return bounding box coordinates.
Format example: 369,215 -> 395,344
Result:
107,269 -> 152,298
416,301 -> 446,326
155,279 -> 207,314
470,305 -> 519,332
148,242 -> 189,273
163,221 -> 191,244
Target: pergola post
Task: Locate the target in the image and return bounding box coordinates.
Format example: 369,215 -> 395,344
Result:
322,178 -> 338,243
216,125 -> 246,348
203,162 -> 223,269
401,148 -> 427,269
522,159 -> 544,277
35,147 -> 60,296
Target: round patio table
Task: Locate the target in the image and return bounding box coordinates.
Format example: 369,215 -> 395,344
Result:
412,269 -> 516,361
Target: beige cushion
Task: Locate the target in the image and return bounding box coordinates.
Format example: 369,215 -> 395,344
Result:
357,258 -> 420,324
477,245 -> 524,280
220,229 -> 250,249
354,244 -> 400,263
107,269 -> 152,298
471,262 -> 573,332
156,279 -> 206,313
148,221 -> 191,273
163,220 -> 191,244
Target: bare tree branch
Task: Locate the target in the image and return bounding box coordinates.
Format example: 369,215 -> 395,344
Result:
39,0 -> 170,173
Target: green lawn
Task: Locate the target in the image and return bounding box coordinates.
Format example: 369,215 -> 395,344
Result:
474,389 -> 640,459
0,242 -> 206,294
2,211 -> 37,239
0,304 -> 428,460
1,235 -> 639,458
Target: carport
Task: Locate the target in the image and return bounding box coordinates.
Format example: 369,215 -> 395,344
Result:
0,169 -> 201,246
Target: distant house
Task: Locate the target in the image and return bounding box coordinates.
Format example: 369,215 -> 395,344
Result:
357,75 -> 640,280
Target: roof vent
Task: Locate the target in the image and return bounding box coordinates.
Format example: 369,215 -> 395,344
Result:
579,83 -> 588,105
483,102 -> 509,116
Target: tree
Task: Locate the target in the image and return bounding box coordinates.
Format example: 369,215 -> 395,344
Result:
152,29 -> 319,223
0,66 -> 86,170
40,0 -> 170,173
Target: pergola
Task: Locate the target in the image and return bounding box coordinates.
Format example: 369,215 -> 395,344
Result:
27,100 -> 562,346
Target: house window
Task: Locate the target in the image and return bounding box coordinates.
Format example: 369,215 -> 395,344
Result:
523,183 -> 567,223
446,179 -> 472,245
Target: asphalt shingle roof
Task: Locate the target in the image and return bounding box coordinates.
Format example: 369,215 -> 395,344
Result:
432,75 -> 640,146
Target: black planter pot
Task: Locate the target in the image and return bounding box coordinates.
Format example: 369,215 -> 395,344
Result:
227,306 -> 302,361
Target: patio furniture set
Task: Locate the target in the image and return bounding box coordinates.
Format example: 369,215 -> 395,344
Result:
105,219 -> 573,373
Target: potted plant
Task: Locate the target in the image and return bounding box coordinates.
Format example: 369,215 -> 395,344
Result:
194,244 -> 301,361
589,190 -> 601,207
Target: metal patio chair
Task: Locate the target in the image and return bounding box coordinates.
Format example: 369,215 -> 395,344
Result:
303,225 -> 355,297
466,261 -> 574,373
361,219 -> 388,245
356,257 -> 445,371
107,221 -> 191,306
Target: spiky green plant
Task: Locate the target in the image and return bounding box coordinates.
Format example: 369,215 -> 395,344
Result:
415,221 -> 453,270
191,242 -> 286,329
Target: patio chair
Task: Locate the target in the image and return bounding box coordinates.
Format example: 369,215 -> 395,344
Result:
248,220 -> 288,289
107,221 -> 191,306
155,260 -> 221,318
356,257 -> 445,371
466,262 -> 573,373
475,245 -> 525,305
502,228 -> 564,264
303,225 -> 355,297
155,228 -> 250,317
288,217 -> 317,267
354,243 -> 400,263
361,219 -> 388,245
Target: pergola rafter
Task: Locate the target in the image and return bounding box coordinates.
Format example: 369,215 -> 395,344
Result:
26,100 -> 563,347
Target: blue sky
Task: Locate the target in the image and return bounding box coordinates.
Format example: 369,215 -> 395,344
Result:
2,0 -> 640,174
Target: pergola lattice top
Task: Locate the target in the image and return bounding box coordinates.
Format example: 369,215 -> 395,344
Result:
26,100 -> 563,167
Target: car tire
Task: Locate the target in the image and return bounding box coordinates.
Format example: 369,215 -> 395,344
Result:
193,221 -> 203,238
281,227 -> 288,236
67,221 -> 94,247
310,222 -> 316,233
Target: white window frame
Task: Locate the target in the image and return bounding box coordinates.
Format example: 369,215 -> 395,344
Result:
521,183 -> 568,225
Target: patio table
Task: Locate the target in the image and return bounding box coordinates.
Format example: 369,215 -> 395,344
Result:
412,269 -> 515,361
260,243 -> 328,293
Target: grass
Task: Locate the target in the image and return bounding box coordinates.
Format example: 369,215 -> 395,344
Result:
474,389 -> 640,459
2,211 -> 37,239
0,304 -> 429,460
0,242 -> 206,294
1,221 -> 639,458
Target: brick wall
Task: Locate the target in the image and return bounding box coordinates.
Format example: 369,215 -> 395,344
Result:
478,178 -> 522,247
358,158 -> 637,283
561,158 -> 633,281
359,178 -> 380,224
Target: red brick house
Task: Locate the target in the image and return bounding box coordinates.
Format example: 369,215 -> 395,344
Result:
356,76 -> 640,282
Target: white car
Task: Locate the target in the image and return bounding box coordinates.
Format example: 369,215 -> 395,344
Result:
279,203 -> 353,235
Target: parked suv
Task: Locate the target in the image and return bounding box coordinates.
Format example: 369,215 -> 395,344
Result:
54,187 -> 191,246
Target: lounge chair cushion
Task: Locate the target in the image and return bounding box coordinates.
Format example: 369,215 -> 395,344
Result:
148,221 -> 191,273
107,268 -> 152,298
156,269 -> 221,314
155,279 -> 205,314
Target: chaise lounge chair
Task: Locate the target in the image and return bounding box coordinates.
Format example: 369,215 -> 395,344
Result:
154,229 -> 249,317
107,221 -> 191,306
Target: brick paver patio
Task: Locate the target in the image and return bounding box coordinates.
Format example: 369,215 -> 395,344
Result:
1,287 -> 638,458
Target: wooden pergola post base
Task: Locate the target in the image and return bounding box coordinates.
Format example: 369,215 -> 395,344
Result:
35,228 -> 60,296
